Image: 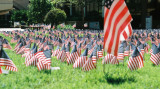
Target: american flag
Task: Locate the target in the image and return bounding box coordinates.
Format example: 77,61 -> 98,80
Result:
139,44 -> 145,55
124,45 -> 130,56
144,43 -> 149,53
57,44 -> 66,62
67,45 -> 79,64
117,44 -> 124,60
11,35 -> 19,43
52,46 -> 60,57
17,42 -> 31,54
77,43 -> 81,56
35,50 -> 51,71
0,49 -> 17,71
66,43 -> 70,59
110,56 -> 119,64
150,43 -> 156,54
150,45 -> 160,65
97,45 -> 103,59
128,47 -> 144,71
82,49 -> 97,71
25,46 -> 37,65
103,0 -> 132,56
120,24 -> 132,41
14,39 -> 22,51
73,48 -> 88,68
3,39 -> 12,49
102,54 -> 114,64
15,43 -> 24,53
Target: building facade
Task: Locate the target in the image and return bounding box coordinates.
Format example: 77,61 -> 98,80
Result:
63,0 -> 160,29
0,0 -> 29,27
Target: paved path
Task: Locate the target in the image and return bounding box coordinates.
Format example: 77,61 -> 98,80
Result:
0,28 -> 24,31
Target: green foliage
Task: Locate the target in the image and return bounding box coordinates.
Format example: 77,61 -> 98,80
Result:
0,33 -> 160,89
11,10 -> 28,23
57,25 -> 75,30
28,0 -> 51,24
44,8 -> 67,28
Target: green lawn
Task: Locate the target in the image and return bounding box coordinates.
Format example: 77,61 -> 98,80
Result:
0,34 -> 160,89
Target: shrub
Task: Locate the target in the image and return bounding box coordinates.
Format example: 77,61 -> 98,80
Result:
44,8 -> 67,28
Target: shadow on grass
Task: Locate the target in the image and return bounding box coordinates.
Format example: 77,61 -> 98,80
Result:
99,72 -> 136,85
152,64 -> 157,67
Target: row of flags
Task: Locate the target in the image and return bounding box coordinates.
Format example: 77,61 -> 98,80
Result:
1,28 -> 160,72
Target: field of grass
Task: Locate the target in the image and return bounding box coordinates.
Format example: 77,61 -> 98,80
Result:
0,34 -> 160,89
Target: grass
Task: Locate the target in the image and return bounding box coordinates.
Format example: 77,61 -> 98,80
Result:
0,34 -> 160,89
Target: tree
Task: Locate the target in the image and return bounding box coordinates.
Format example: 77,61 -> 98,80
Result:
11,10 -> 28,23
51,0 -> 103,21
44,8 -> 67,28
28,0 -> 51,24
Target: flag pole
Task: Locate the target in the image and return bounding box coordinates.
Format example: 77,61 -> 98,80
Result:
103,50 -> 105,74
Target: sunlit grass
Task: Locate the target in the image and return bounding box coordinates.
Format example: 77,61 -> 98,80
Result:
0,34 -> 160,89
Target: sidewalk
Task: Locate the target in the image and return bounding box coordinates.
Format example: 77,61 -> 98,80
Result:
0,28 -> 24,31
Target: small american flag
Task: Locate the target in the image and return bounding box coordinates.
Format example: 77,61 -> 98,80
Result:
124,45 -> 130,56
128,47 -> 144,71
150,45 -> 160,65
102,54 -> 114,64
57,44 -> 66,62
36,50 -> 51,71
0,49 -> 17,71
82,50 -> 97,71
77,43 -> 81,56
52,46 -> 60,57
97,45 -> 103,59
25,46 -> 37,66
73,48 -> 88,68
117,44 -> 124,60
3,39 -> 12,49
67,45 -> 79,64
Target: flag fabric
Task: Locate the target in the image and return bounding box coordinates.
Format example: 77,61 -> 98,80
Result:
117,44 -> 124,60
128,47 -> 144,71
120,24 -> 132,41
66,43 -> 70,59
25,46 -> 38,66
102,54 -> 114,64
150,45 -> 160,65
82,49 -> 97,71
36,50 -> 51,71
97,45 -> 103,59
17,42 -> 31,54
57,44 -> 66,62
67,45 -> 79,64
73,48 -> 88,68
0,49 -> 17,71
110,56 -> 119,64
52,46 -> 60,57
103,0 -> 132,56
77,43 -> 81,56
124,45 -> 130,56
3,39 -> 12,49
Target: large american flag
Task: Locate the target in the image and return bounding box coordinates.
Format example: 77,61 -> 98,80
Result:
103,0 -> 132,56
0,49 -> 17,71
